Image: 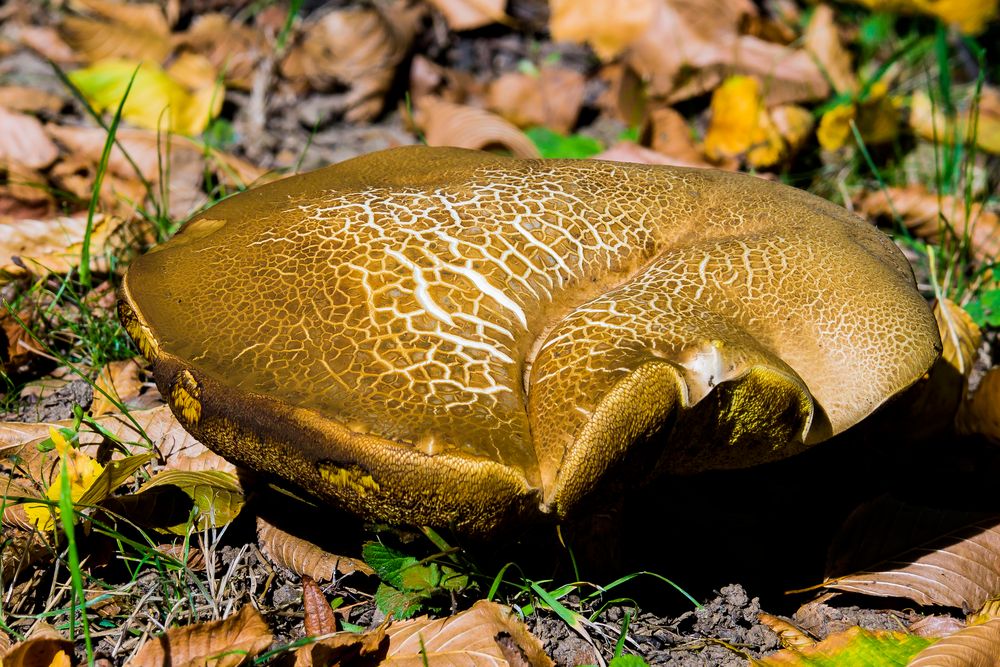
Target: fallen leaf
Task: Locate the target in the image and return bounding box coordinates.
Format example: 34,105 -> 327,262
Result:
176,13 -> 269,90
68,58 -> 223,136
59,0 -> 172,63
91,359 -> 144,416
486,66 -> 586,134
817,81 -> 900,151
704,75 -> 784,167
595,63 -> 647,127
753,626 -> 933,665
909,615 -> 968,638
425,0 -> 507,30
549,0 -> 657,61
770,105 -> 814,155
758,614 -> 815,650
0,624 -> 73,667
126,605 -> 272,667
848,0 -> 998,35
302,575 -> 337,637
294,621 -> 389,667
0,107 -> 59,170
133,469 -> 244,534
0,213 -> 121,279
23,427 -> 104,531
280,1 -> 423,123
594,140 -> 713,168
803,4 -> 858,94
409,54 -> 484,106
647,107 -> 713,167
257,516 -> 374,580
16,25 -> 81,64
384,600 -> 554,666
413,97 -> 541,158
958,367 -> 1000,443
857,185 -> 1000,263
910,86 -> 1000,156
907,619 -> 1000,666
825,495 -> 1000,612
0,86 -> 65,114
0,304 -> 43,374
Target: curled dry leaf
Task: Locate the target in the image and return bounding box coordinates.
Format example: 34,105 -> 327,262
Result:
909,615 -> 968,639
802,4 -> 857,94
281,1 -> 423,123
177,13 -> 270,90
758,613 -> 815,650
0,107 -> 58,170
910,86 -> 1000,156
907,619 -> 1000,666
958,367 -> 1000,443
413,97 -> 541,158
825,495 -> 1000,612
257,516 -> 374,580
294,619 -> 388,667
858,185 -> 1000,264
16,25 -> 81,64
425,0 -> 507,30
59,0 -> 171,63
0,623 -> 73,667
0,214 -> 121,278
384,599 -> 554,666
486,66 -> 586,134
302,575 -> 337,637
126,604 -> 273,667
753,626 -> 933,665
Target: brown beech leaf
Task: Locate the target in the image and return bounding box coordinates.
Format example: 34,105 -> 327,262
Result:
958,367 -> 1000,443
126,605 -> 272,667
413,97 -> 541,158
486,66 -> 586,134
0,623 -> 72,667
0,214 -> 121,279
16,25 -> 81,64
825,495 -> 1000,612
302,575 -> 337,637
383,600 -> 553,666
0,305 -> 44,374
858,185 -> 1000,264
909,615 -> 967,638
409,55 -> 484,106
907,619 -> 1000,666
425,0 -> 507,30
0,107 -> 58,170
549,0 -> 657,61
257,516 -> 374,580
91,358 -> 144,416
176,13 -> 269,90
802,4 -> 857,94
647,107 -> 713,167
280,1 -> 423,123
294,621 -> 389,667
60,0 -> 172,63
0,86 -> 65,114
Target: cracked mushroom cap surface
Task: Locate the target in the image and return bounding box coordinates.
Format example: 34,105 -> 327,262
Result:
119,146 -> 941,535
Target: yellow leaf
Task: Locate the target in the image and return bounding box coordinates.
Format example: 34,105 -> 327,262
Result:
818,82 -> 899,151
704,75 -> 785,167
818,102 -> 856,150
850,0 -> 997,34
68,58 -> 223,135
23,428 -> 105,532
910,87 -> 1000,155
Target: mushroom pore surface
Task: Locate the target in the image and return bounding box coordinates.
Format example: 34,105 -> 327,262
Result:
119,146 -> 941,534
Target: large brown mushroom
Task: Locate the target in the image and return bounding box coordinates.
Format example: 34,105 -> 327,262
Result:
119,146 -> 941,535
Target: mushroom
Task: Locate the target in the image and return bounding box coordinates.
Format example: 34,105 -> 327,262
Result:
119,146 -> 941,535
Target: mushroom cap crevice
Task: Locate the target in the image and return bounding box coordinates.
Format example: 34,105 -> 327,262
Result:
119,145 -> 941,533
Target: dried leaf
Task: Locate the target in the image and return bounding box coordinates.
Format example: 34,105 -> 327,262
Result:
910,86 -> 1000,156
176,14 -> 269,90
0,86 -> 65,114
704,75 -> 785,167
257,516 -> 374,580
91,359 -> 144,416
646,107 -> 712,167
770,105 -> 814,154
857,185 -> 1000,263
594,140 -> 713,168
425,0 -> 507,30
302,575 -> 337,637
753,626 -> 933,665
486,66 -> 586,134
0,304 -> 44,374
68,58 -> 223,136
825,496 -> 1000,612
413,97 -> 541,158
0,214 -> 121,278
935,297 -> 982,381
909,615 -> 967,638
958,367 -> 1000,443
758,613 -> 815,650
384,600 -> 554,666
59,0 -> 171,63
134,469 -> 244,534
907,619 -> 1000,666
17,25 -> 81,64
281,2 -> 423,123
294,621 -> 388,667
0,624 -> 73,667
549,0 -> 657,61
126,604 -> 272,667
803,4 -> 857,94
0,107 -> 59,170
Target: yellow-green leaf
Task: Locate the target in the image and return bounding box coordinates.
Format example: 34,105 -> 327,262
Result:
136,469 -> 244,534
753,626 -> 933,665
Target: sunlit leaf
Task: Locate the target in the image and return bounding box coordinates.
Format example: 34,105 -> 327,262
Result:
704,75 -> 784,167
133,469 -> 244,534
257,516 -> 373,581
126,604 -> 272,667
23,427 -> 104,531
907,619 -> 1000,666
753,626 -> 933,665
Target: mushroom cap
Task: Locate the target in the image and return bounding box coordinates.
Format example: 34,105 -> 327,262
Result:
119,146 -> 941,534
